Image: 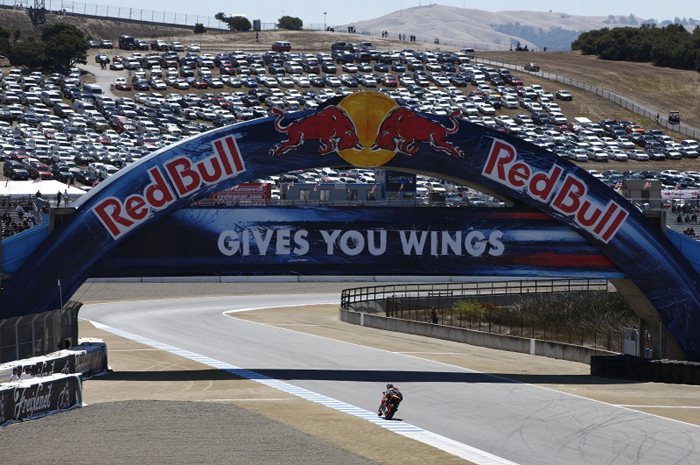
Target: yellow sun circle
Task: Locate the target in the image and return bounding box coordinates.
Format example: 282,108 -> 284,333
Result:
337,92 -> 398,167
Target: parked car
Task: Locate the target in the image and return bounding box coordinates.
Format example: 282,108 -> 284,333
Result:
3,160 -> 30,180
524,62 -> 540,72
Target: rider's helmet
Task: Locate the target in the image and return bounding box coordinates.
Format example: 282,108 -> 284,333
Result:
386,383 -> 394,389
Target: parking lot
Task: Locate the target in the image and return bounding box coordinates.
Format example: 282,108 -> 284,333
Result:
2,35 -> 700,201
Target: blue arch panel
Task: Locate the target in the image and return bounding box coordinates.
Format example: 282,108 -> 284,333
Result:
1,94 -> 699,359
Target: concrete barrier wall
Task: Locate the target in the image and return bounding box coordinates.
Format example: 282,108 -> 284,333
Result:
340,309 -> 615,364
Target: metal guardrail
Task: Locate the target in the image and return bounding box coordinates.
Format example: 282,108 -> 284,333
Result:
340,279 -> 610,309
476,57 -> 700,139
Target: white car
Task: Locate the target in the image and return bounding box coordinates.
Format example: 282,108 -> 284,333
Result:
548,112 -> 567,125
680,140 -> 699,151
606,147 -> 628,161
187,44 -> 201,52
626,149 -> 649,161
586,147 -> 608,162
567,148 -> 588,162
99,164 -> 119,180
617,139 -> 636,150
501,96 -> 518,109
477,103 -> 495,116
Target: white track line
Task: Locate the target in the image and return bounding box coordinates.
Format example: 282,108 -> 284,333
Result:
89,319 -> 520,465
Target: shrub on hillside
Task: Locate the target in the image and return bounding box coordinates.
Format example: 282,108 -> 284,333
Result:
572,23 -> 700,72
278,15 -> 303,31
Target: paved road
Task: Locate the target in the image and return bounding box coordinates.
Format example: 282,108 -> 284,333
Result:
81,293 -> 700,465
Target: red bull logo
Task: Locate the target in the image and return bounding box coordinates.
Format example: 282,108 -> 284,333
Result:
93,135 -> 246,239
269,92 -> 464,167
269,106 -> 363,157
371,107 -> 464,158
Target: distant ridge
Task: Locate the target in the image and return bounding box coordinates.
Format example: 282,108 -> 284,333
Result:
346,5 -> 648,51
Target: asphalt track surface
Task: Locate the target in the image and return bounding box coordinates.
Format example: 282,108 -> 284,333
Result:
79,291 -> 700,465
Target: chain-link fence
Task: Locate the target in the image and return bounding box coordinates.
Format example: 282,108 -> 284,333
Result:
387,300 -> 625,352
0,301 -> 80,363
476,56 -> 700,139
1,0 -> 228,30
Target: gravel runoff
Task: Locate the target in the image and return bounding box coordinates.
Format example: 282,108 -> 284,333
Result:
0,400 -> 381,465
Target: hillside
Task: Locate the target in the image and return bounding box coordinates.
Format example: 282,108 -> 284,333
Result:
348,5 -> 647,51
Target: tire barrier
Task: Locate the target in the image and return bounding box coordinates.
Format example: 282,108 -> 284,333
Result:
590,355 -> 700,385
0,373 -> 83,426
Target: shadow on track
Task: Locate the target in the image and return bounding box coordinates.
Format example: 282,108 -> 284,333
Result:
102,368 -> 640,385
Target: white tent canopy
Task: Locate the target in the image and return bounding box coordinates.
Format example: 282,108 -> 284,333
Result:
0,180 -> 87,198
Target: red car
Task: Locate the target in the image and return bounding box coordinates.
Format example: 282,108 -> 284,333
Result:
626,124 -> 645,135
112,55 -> 124,63
190,79 -> 208,89
381,74 -> 397,87
220,64 -> 237,75
114,81 -> 132,91
97,134 -> 112,145
28,162 -> 53,180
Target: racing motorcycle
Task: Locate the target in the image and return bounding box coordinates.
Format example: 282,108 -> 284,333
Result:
378,386 -> 403,420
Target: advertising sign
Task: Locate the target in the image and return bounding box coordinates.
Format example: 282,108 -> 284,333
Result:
1,374 -> 81,425
209,183 -> 271,206
94,207 -> 623,279
385,170 -> 416,192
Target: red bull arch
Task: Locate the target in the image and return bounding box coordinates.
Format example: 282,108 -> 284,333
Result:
2,92 -> 700,361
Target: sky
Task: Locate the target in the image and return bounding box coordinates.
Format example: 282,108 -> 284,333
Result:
82,0 -> 699,28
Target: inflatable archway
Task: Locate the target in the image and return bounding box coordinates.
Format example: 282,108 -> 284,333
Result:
2,92 -> 700,359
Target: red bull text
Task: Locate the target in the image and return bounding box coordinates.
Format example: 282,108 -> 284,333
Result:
93,135 -> 246,239
482,139 -> 628,243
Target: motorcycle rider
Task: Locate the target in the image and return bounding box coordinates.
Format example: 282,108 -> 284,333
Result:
378,383 -> 403,417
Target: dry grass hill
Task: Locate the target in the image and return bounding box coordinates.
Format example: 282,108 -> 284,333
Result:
349,5 -> 647,51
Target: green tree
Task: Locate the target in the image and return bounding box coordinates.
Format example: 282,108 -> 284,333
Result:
9,36 -> 49,68
278,15 -> 303,30
230,16 -> 252,32
41,23 -> 88,68
0,25 -> 10,57
193,23 -> 206,34
215,13 -> 252,31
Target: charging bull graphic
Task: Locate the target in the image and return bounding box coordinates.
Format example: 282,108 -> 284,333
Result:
269,106 -> 363,156
371,108 -> 465,158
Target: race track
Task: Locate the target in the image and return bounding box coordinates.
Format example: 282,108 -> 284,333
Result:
80,293 -> 700,465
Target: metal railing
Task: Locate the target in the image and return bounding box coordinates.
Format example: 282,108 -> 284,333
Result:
1,0 -> 228,30
476,56 -> 700,139
392,302 -> 624,352
340,279 -> 610,309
